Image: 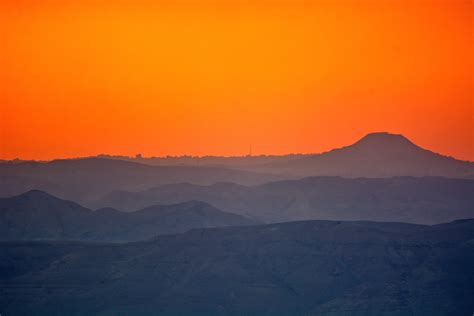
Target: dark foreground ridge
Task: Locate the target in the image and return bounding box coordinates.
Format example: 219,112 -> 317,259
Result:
1,218 -> 473,315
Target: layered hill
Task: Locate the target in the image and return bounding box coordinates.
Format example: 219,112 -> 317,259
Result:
0,157 -> 281,205
96,176 -> 474,224
2,132 -> 472,206
1,219 -> 473,315
0,190 -> 257,242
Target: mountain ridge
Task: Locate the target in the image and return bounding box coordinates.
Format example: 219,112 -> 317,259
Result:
2,132 -> 472,164
2,132 -> 473,207
96,176 -> 474,224
1,218 -> 472,315
252,132 -> 474,177
0,191 -> 258,242
0,157 -> 283,204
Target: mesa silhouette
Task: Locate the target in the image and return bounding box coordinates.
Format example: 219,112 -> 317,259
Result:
98,132 -> 474,178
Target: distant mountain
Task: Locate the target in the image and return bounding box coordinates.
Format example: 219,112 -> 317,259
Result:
82,132 -> 474,178
96,176 -> 474,224
1,219 -> 473,315
2,133 -> 472,205
0,190 -> 258,242
247,132 -> 474,178
0,157 -> 282,205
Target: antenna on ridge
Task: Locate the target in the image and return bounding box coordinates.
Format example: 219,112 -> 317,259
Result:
248,144 -> 253,157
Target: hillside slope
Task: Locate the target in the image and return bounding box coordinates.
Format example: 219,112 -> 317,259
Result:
0,190 -> 257,242
246,132 -> 474,178
96,176 -> 474,224
0,157 -> 282,204
1,219 -> 473,315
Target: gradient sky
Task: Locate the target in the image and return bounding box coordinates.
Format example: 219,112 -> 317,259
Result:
1,0 -> 472,160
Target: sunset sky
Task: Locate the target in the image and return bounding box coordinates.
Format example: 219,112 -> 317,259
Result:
1,0 -> 472,161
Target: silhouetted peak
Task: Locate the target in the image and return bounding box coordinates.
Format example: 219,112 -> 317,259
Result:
12,190 -> 90,213
19,190 -> 55,199
359,132 -> 411,143
351,132 -> 419,150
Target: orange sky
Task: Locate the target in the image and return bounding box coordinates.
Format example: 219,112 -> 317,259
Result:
1,0 -> 472,161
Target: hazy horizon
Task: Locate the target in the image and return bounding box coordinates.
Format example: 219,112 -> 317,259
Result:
2,131 -> 473,163
1,1 -> 472,161
1,2 -> 473,314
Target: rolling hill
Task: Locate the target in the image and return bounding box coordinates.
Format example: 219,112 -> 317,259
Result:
0,157 -> 282,205
2,132 -> 472,207
0,190 -> 258,242
96,176 -> 474,224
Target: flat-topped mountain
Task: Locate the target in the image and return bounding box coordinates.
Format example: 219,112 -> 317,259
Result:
248,132 -> 474,177
96,176 -> 474,224
1,218 -> 473,315
81,132 -> 474,178
0,190 -> 258,242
